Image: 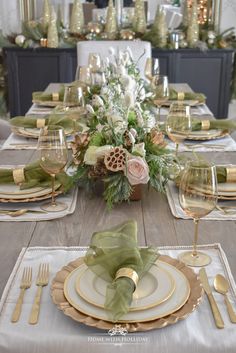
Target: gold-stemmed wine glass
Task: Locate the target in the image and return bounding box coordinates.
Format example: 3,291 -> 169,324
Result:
178,161 -> 218,266
38,126 -> 68,212
153,75 -> 169,122
88,53 -> 102,73
166,103 -> 192,156
144,58 -> 160,81
63,84 -> 85,110
75,65 -> 92,86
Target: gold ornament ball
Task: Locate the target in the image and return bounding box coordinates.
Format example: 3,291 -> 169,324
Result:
87,22 -> 103,34
120,29 -> 135,40
15,35 -> 26,46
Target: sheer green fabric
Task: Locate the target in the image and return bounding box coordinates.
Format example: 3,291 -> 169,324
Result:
10,114 -> 75,130
84,220 -> 159,322
176,166 -> 231,185
191,118 -> 236,131
0,161 -> 73,191
32,85 -> 65,102
168,89 -> 206,103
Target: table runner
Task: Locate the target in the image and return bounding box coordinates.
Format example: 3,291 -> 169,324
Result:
166,182 -> 236,220
0,244 -> 235,353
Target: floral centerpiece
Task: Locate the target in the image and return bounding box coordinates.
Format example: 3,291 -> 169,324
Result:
72,48 -> 177,208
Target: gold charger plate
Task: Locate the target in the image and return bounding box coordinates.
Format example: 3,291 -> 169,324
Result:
185,129 -> 229,141
32,100 -> 63,107
51,255 -> 203,332
12,126 -> 73,138
162,100 -> 203,107
0,190 -> 62,203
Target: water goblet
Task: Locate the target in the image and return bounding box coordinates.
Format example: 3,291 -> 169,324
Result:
178,161 -> 218,266
166,103 -> 192,156
153,75 -> 169,122
38,126 -> 68,212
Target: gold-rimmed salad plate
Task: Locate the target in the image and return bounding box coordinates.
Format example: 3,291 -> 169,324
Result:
75,262 -> 175,311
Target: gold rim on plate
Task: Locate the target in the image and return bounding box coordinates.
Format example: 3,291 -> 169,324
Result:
12,126 -> 73,138
51,255 -> 203,332
185,129 -> 229,141
75,261 -> 176,311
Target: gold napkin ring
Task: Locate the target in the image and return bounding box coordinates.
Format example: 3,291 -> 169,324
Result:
52,92 -> 59,101
226,167 -> 236,182
115,268 -> 139,290
177,92 -> 185,101
201,120 -> 210,130
13,168 -> 25,185
36,119 -> 46,128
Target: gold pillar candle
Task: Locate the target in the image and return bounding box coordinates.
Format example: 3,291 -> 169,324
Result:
226,167 -> 236,183
13,168 -> 25,185
36,119 -> 46,128
115,267 -> 139,290
201,120 -> 211,130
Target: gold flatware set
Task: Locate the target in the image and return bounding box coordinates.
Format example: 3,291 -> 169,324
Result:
11,264 -> 49,324
199,268 -> 236,328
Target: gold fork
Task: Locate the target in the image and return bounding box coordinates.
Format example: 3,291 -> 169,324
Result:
29,263 -> 49,325
11,267 -> 32,323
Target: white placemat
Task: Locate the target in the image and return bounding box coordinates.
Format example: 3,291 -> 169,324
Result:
166,135 -> 236,152
166,181 -> 236,220
0,244 -> 235,353
27,104 -> 54,116
160,104 -> 213,117
0,187 -> 78,222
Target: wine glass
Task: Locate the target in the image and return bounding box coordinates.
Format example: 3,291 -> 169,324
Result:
38,126 -> 68,212
63,84 -> 85,109
88,53 -> 102,73
144,58 -> 160,81
152,75 -> 169,122
178,161 -> 218,266
75,65 -> 92,86
166,103 -> 192,156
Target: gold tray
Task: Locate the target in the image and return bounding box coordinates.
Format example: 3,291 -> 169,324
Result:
51,255 -> 203,332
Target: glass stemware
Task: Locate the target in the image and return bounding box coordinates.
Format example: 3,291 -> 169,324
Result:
178,161 -> 218,266
75,65 -> 92,86
38,126 -> 68,212
152,75 -> 169,122
63,84 -> 85,109
144,58 -> 160,81
166,103 -> 192,156
88,53 -> 102,73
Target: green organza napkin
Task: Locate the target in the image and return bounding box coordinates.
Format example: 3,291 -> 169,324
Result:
168,89 -> 206,103
191,118 -> 236,131
84,220 -> 159,322
10,114 -> 76,130
32,85 -> 65,102
0,161 -> 73,191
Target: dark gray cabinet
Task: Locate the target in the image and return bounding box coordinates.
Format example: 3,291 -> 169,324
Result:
3,47 -> 234,118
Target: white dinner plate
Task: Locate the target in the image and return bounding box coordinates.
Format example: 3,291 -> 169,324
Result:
75,262 -> 175,311
0,182 -> 60,199
64,260 -> 190,323
185,129 -> 228,141
12,126 -> 73,138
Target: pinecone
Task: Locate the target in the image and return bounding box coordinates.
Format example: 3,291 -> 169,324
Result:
104,146 -> 127,172
124,130 -> 132,148
88,160 -> 108,178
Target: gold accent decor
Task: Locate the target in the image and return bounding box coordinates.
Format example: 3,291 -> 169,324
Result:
177,92 -> 185,101
13,168 -> 25,185
201,120 -> 211,130
19,0 -> 35,22
226,167 -> 236,183
40,38 -> 48,47
51,255 -> 203,332
36,119 -> 46,129
115,268 -> 139,290
52,92 -> 60,101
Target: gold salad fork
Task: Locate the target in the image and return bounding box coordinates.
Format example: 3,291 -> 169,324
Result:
29,263 -> 49,325
11,267 -> 32,323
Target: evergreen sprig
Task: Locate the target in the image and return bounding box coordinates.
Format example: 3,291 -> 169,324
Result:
103,173 -> 133,209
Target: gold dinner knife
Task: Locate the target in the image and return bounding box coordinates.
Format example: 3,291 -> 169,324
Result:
199,268 -> 224,329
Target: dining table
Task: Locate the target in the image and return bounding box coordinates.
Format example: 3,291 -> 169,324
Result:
0,83 -> 236,353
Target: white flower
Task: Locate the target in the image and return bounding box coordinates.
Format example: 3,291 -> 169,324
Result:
124,91 -> 135,108
120,75 -> 136,90
139,87 -> 146,101
86,104 -> 95,115
116,64 -> 127,76
109,46 -> 115,56
130,128 -> 137,138
132,143 -> 146,157
135,109 -> 144,127
84,145 -> 113,165
145,114 -> 156,132
92,95 -> 104,107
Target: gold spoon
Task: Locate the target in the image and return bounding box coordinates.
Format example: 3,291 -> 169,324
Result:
214,274 -> 236,323
0,209 -> 46,217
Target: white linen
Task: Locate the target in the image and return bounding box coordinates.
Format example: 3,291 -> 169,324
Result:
26,104 -> 53,116
0,244 -> 235,353
166,181 -> 236,220
160,104 -> 213,117
166,135 -> 236,152
0,187 -> 78,222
